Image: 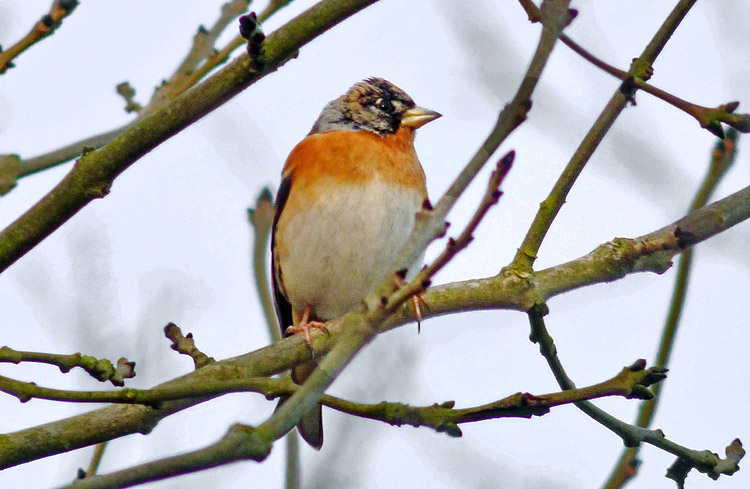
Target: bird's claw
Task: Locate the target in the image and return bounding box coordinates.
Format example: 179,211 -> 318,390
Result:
285,320 -> 329,348
393,272 -> 429,334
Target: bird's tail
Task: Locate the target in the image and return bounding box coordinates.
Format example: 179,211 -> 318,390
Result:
277,361 -> 323,449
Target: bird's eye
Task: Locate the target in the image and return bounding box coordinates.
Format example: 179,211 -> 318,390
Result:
376,98 -> 393,113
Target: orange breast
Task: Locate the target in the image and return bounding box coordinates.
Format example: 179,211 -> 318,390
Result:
282,126 -> 428,197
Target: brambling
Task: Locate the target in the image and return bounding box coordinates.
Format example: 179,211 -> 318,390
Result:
272,77 -> 441,448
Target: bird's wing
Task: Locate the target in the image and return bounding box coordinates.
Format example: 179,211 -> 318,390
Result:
271,174 -> 294,336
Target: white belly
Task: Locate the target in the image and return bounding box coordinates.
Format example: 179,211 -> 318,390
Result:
278,179 -> 423,320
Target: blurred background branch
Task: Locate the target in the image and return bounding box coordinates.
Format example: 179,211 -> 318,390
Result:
0,0 -> 293,191
0,0 -> 382,274
603,130 -> 740,489
518,0 -> 750,139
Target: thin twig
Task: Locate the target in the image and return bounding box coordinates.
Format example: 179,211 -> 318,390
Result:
1,0 -> 295,188
142,0 -> 290,116
511,0 -> 699,272
323,359 -> 665,435
0,0 -> 79,74
0,357 -> 662,421
258,0 -> 295,22
602,131 -> 739,488
532,181 -> 750,304
60,423 -> 271,489
0,346 -> 134,387
16,126 -> 131,178
164,323 -> 216,369
248,187 -> 296,484
425,153 -> 514,278
248,187 -> 279,339
178,0 -> 251,77
518,1 -> 750,138
0,0 -> 382,274
141,0 -> 251,115
528,306 -> 743,485
0,374 -> 288,406
165,0 -> 294,101
381,152 -> 514,321
285,433 -> 300,489
85,442 -> 107,478
517,15 -> 746,478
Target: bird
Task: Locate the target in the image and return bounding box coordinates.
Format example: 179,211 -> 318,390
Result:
271,77 -> 441,448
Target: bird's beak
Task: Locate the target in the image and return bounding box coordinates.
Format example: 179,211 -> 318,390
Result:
401,106 -> 442,129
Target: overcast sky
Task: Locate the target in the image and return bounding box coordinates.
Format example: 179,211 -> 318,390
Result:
1,1 -> 748,488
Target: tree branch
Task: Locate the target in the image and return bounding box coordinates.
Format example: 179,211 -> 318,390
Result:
323,359 -> 665,435
603,131 -> 740,488
247,187 -> 299,488
374,180 -> 750,326
511,0 -> 699,272
1,177 -> 747,470
84,442 -> 107,478
0,0 -> 79,75
139,0 -> 252,115
0,346 -> 134,387
248,187 -> 280,340
0,0 -> 294,189
51,360 -> 665,488
0,357 -> 663,419
0,0 -> 382,274
518,0 -> 750,138
528,305 -> 743,485
148,1 -> 291,112
63,423 -> 271,489
164,323 -> 216,369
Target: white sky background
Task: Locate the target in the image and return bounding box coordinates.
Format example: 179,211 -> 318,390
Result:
0,1 -> 749,488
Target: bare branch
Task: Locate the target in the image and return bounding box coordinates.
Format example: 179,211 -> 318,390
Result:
511,0 -> 700,272
0,373 -> 287,406
2,175 -> 748,471
84,442 -> 107,479
63,423 -> 271,489
0,0 -> 383,274
0,0 -> 79,75
1,0 -> 294,186
50,360 -> 665,488
0,346 -> 134,387
248,188 -> 280,341
518,1 -> 750,138
603,131 -> 740,488
528,305 -> 743,485
140,0 -> 251,115
164,323 -> 215,370
323,359 -> 666,435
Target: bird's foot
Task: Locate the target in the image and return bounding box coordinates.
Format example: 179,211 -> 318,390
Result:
285,321 -> 329,346
285,304 -> 329,348
393,270 -> 429,333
